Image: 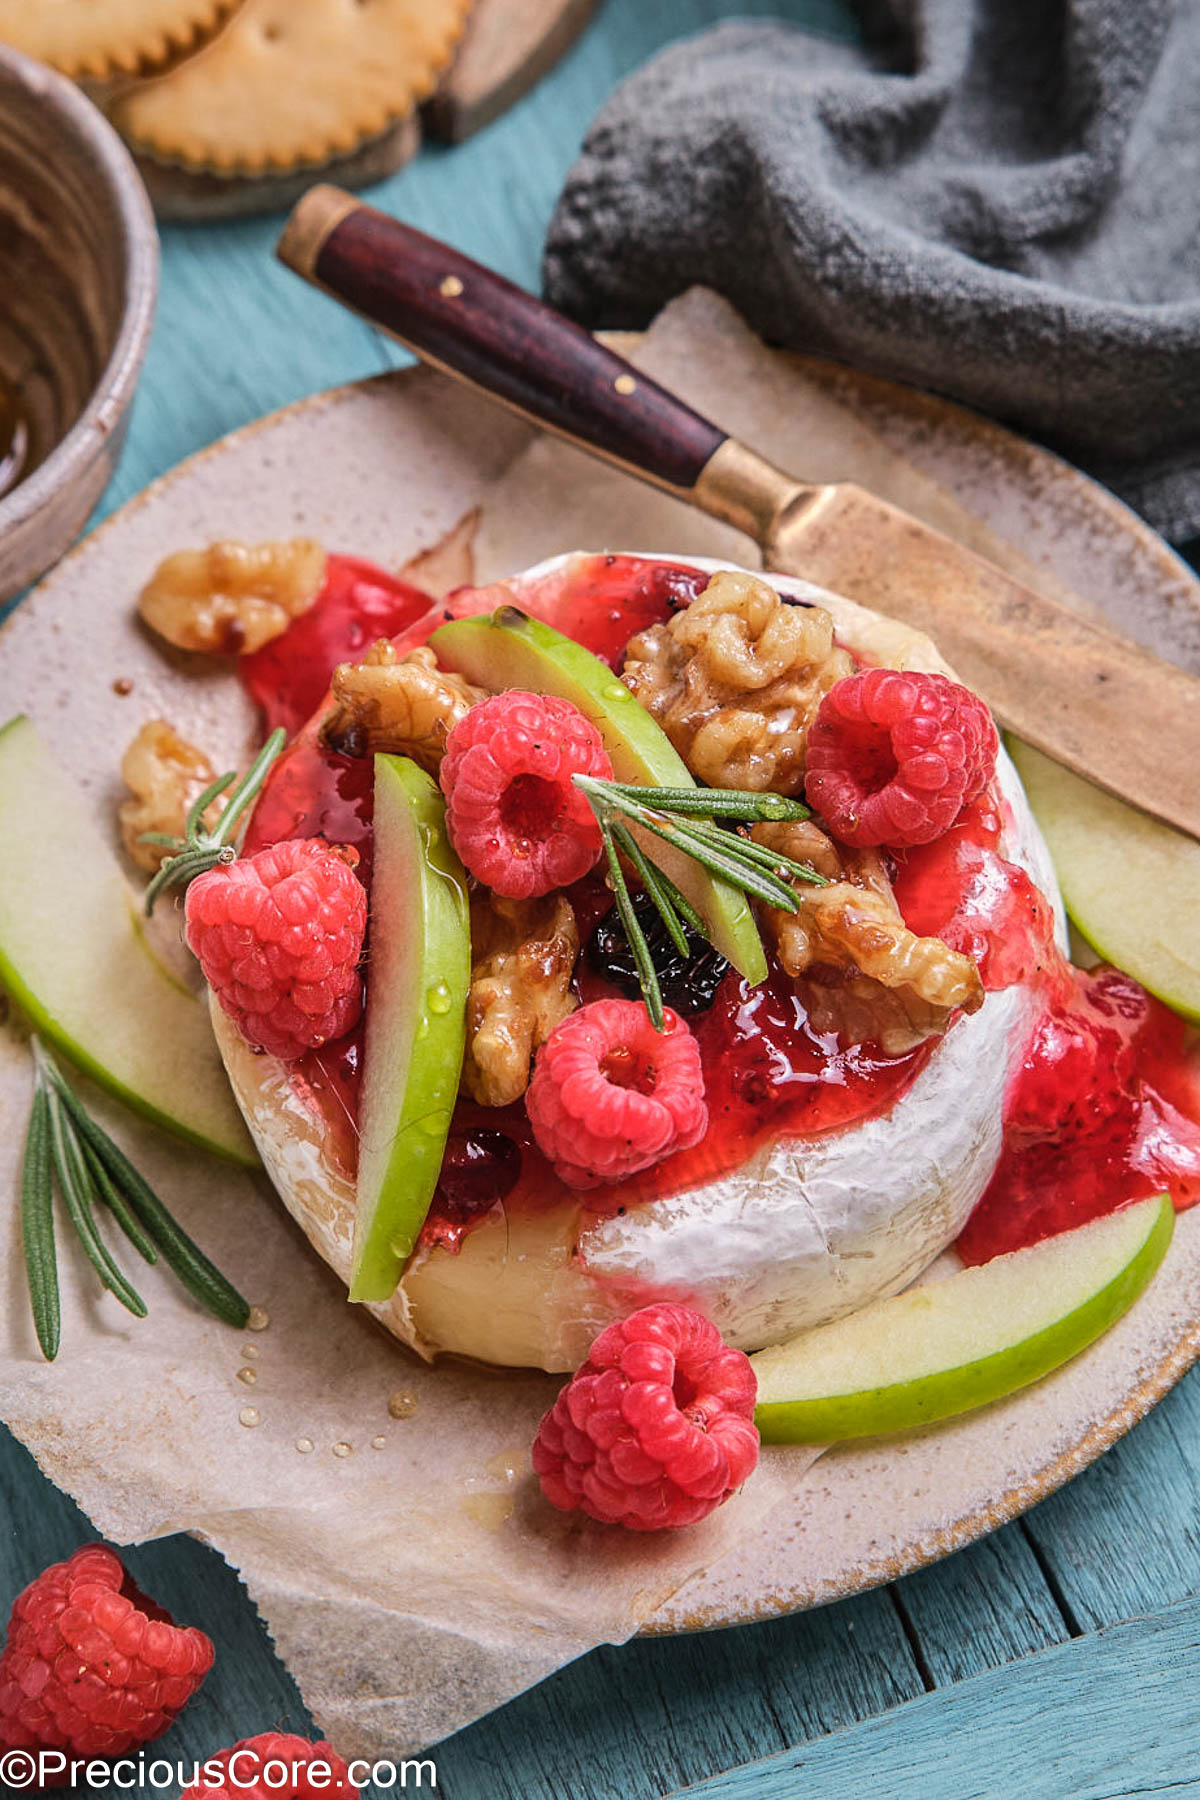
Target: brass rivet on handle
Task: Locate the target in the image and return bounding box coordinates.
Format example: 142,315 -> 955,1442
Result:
614,374 -> 637,395
439,275 -> 464,298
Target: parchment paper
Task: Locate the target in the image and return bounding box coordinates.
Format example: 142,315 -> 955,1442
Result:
0,291 -> 1073,1759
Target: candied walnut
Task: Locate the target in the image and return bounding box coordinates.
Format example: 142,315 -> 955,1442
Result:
752,819 -> 984,1054
119,719 -> 220,872
622,569 -> 854,794
138,538 -> 327,656
322,642 -> 487,771
464,892 -> 579,1107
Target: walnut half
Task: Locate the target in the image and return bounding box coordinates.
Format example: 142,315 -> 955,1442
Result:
464,892 -> 579,1106
623,569 -> 854,794
322,642 -> 486,772
119,719 -> 220,872
753,819 -> 984,1054
138,538 -> 327,656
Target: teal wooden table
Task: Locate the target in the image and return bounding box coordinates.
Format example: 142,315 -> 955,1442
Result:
5,4 -> 1200,1796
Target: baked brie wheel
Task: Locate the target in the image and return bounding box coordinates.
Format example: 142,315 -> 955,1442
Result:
213,554 -> 1064,1372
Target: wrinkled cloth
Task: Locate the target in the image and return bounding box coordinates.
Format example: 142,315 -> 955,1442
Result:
545,1 -> 1200,542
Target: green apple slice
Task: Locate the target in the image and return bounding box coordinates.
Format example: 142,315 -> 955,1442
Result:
350,754 -> 470,1302
1009,738 -> 1200,1024
0,714 -> 256,1164
752,1193 -> 1174,1443
431,607 -> 768,983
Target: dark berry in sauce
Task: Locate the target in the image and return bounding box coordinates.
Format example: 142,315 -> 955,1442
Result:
586,892 -> 730,1015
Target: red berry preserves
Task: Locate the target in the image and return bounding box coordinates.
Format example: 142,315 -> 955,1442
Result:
532,1303 -> 759,1530
0,1545 -> 213,1760
805,668 -> 998,848
439,690 -> 613,898
526,999 -> 708,1188
186,836 -> 366,1061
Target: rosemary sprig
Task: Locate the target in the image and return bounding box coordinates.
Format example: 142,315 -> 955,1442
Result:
21,1085 -> 58,1361
142,727 -> 287,915
20,1039 -> 251,1358
574,777 -> 828,1031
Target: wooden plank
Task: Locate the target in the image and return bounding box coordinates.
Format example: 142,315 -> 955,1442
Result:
663,1594 -> 1200,1800
890,1524 -> 1070,1686
434,1589 -> 922,1800
1022,1361 -> 1200,1632
425,0 -> 600,145
0,1424 -> 316,1766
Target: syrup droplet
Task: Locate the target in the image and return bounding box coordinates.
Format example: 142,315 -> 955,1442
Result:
416,1016 -> 430,1040
239,1407 -> 260,1428
603,682 -> 628,702
247,1306 -> 270,1332
371,1435 -> 387,1450
462,1492 -> 516,1530
332,1441 -> 353,1458
485,1449 -> 525,1484
296,1437 -> 315,1455
112,677 -> 134,697
427,982 -> 451,1015
242,1344 -> 259,1359
237,1366 -> 258,1386
388,1390 -> 418,1419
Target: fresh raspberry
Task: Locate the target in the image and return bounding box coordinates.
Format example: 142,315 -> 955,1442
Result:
526,999 -> 708,1188
0,1545 -> 213,1760
186,836 -> 366,1061
532,1303 -> 759,1530
180,1732 -> 359,1799
439,691 -> 613,898
805,669 -> 999,848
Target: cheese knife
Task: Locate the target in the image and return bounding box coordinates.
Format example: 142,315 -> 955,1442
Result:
277,185 -> 1200,844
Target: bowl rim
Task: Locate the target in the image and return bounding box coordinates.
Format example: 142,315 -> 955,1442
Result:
0,45 -> 158,543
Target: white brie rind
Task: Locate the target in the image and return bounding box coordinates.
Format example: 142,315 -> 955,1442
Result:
212,554 -> 1066,1372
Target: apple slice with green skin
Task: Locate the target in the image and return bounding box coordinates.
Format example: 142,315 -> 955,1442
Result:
0,714 -> 256,1164
751,1192 -> 1174,1443
431,606 -> 768,983
1009,738 -> 1200,1024
350,754 -> 470,1303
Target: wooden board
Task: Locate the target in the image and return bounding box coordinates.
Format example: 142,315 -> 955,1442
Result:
424,0 -> 599,143
136,116 -> 422,223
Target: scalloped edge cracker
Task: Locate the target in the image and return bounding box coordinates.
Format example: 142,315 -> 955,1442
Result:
0,0 -> 239,80
110,0 -> 473,174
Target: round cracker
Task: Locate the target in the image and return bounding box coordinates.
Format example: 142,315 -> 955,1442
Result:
109,0 -> 473,174
0,0 -> 239,80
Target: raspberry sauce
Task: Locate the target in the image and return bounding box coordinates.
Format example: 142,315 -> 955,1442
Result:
958,966 -> 1200,1263
241,555 -> 437,736
891,795 -> 1060,993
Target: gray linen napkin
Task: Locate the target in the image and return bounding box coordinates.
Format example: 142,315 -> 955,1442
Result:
544,1 -> 1200,543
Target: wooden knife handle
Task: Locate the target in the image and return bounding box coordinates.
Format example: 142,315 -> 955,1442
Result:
277,185 -> 728,495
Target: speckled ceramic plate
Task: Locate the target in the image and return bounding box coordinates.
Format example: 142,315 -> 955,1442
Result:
3,333 -> 1200,1641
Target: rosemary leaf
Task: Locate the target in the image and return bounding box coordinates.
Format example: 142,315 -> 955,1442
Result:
652,870 -> 708,939
611,822 -> 690,958
45,1088 -> 147,1318
21,1085 -> 59,1361
676,817 -> 828,886
603,827 -> 664,1031
185,769 -> 236,839
211,727 -> 288,847
591,780 -> 811,823
82,1140 -> 158,1265
47,1072 -> 250,1329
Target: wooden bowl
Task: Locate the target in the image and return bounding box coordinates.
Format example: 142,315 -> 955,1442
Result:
0,46 -> 157,602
